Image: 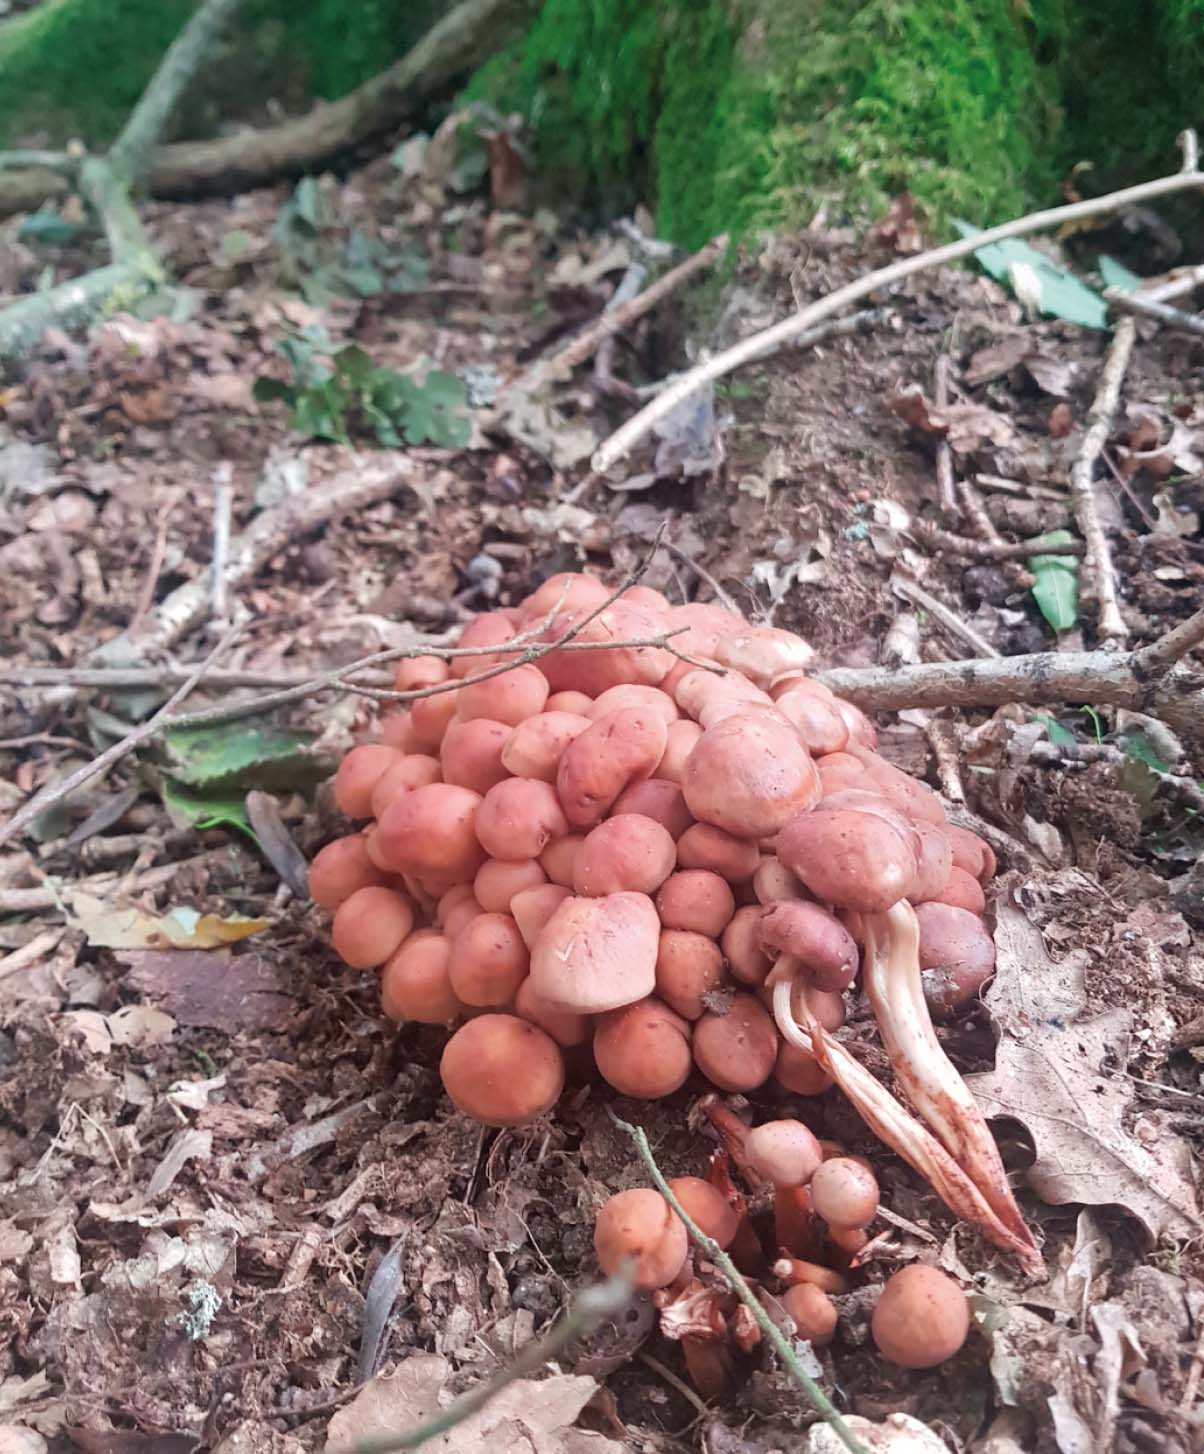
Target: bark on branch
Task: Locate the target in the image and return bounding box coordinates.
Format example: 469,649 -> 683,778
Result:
815,620 -> 1204,744
0,0 -> 534,216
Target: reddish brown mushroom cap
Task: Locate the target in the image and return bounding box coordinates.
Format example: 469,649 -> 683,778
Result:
594,1187 -> 688,1290
693,993 -> 779,1092
916,901 -> 996,1017
439,1013 -> 565,1126
809,1157 -> 879,1229
758,900 -> 859,992
529,891 -> 660,1013
745,1119 -> 823,1187
593,996 -> 692,1098
871,1266 -> 970,1368
666,1176 -> 740,1249
780,1283 -> 838,1345
776,806 -> 918,913
682,712 -> 821,839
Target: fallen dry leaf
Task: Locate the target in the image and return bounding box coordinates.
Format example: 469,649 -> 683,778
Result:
69,894 -> 269,950
807,1413 -> 948,1452
967,895 -> 1201,1241
889,386 -> 1016,453
325,1355 -> 624,1454
118,950 -> 293,1031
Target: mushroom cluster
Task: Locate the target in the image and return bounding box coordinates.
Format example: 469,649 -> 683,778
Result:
593,1107 -> 971,1383
311,571 -> 1038,1271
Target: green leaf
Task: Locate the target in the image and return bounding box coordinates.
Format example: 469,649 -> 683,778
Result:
1027,529 -> 1080,631
160,721 -> 327,792
1121,731 -> 1172,775
1099,254 -> 1142,293
396,369 -> 472,447
19,212 -> 86,246
333,345 -> 376,384
954,221 -> 1108,329
161,775 -> 258,843
252,376 -> 294,403
1034,713 -> 1076,747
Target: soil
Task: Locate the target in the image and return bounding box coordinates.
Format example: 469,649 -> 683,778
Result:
1,151 -> 1202,1454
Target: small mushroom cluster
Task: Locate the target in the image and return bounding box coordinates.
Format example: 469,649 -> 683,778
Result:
593,1109 -> 971,1383
311,571 -> 1038,1270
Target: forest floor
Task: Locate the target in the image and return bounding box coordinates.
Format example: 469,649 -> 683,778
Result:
1,141 -> 1203,1454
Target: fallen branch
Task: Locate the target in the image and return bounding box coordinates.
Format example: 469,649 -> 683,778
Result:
0,0 -> 533,216
816,613 -> 1204,742
593,143 -> 1204,473
0,0 -> 242,362
612,1112 -> 871,1454
911,521 -> 1085,563
1106,286 -> 1204,339
1069,318 -> 1135,642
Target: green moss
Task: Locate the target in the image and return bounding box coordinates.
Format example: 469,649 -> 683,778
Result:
0,0 -> 194,143
466,0 -> 1204,246
466,1 -> 774,245
757,0 -> 1067,229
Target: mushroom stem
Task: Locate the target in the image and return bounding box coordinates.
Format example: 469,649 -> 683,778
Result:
861,902 -> 1037,1254
771,975 -> 1043,1275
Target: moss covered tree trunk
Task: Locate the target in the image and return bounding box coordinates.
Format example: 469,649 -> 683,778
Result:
1,0 -> 1199,241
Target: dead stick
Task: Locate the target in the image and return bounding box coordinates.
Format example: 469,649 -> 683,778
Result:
0,624 -> 243,849
933,355 -> 957,516
210,462 -> 234,622
1134,605 -> 1204,672
911,521 -> 1085,562
1070,319 -> 1135,642
530,234 -> 726,387
816,642 -> 1204,743
1105,286 -> 1204,338
891,575 -> 1000,659
594,147 -> 1204,473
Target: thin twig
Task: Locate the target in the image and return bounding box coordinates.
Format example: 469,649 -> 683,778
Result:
0,929 -> 65,983
661,541 -> 739,614
91,453 -> 430,664
1068,319 -> 1135,641
0,150 -> 78,175
108,0 -> 246,179
516,234 -> 727,395
911,521 -> 1084,562
891,575 -> 1000,658
933,355 -> 957,517
1104,286 -> 1204,338
1141,261 -> 1204,304
816,636 -> 1204,743
594,148 -> 1204,472
210,462 -> 234,622
345,1274 -> 633,1454
611,1113 -> 870,1454
1134,605 -> 1204,673
127,500 -> 175,639
0,624 -> 242,849
631,309 -> 893,400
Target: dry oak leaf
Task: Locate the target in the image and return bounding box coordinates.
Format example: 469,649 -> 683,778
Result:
967,894 -> 1200,1242
325,1354 -> 626,1454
